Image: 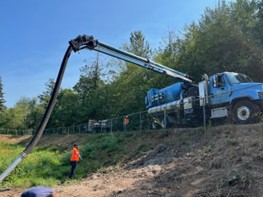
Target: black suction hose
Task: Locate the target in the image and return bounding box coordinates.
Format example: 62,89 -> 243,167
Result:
0,45 -> 73,182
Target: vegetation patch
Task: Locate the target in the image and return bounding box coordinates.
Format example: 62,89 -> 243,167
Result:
0,133 -> 141,188
0,142 -> 65,188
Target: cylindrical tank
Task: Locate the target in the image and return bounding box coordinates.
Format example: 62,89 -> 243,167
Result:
145,82 -> 183,108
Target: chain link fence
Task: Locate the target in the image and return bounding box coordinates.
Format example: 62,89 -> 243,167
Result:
44,110 -> 152,135
1,83 -> 263,136
0,111 -> 153,136
0,129 -> 33,135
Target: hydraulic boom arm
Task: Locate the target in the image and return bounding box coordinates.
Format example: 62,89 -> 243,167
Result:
69,35 -> 192,83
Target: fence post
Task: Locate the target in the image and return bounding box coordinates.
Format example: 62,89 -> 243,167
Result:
202,98 -> 207,134
164,109 -> 167,131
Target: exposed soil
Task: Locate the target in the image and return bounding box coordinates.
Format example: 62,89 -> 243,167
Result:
0,123 -> 263,197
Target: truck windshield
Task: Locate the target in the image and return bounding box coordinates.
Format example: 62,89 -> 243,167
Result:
226,73 -> 253,85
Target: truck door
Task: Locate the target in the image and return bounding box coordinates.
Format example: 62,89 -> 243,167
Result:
209,74 -> 231,105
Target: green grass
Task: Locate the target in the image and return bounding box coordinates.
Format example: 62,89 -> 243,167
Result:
0,133 -> 129,189
0,142 -> 66,188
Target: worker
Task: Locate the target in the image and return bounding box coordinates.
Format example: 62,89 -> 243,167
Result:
123,116 -> 129,131
69,143 -> 81,178
21,186 -> 59,197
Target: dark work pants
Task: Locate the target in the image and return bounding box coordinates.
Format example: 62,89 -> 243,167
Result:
69,161 -> 78,178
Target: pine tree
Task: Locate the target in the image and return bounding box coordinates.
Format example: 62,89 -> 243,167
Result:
124,31 -> 151,57
0,77 -> 6,111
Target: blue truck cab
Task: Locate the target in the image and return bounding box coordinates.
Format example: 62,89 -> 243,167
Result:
208,72 -> 263,124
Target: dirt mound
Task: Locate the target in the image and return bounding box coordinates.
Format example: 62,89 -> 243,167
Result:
1,123 -> 263,196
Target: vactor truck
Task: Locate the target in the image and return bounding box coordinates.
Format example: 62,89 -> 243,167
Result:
70,35 -> 263,129
146,72 -> 263,128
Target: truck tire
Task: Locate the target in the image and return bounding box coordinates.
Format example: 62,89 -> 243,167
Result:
232,100 -> 260,124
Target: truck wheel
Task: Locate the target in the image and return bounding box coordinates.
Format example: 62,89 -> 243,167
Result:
232,100 -> 260,124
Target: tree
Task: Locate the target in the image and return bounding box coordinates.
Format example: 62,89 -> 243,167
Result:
49,89 -> 80,127
108,31 -> 153,116
17,97 -> 44,129
155,0 -> 263,82
0,104 -> 26,130
74,54 -> 103,101
254,0 -> 263,46
73,54 -> 105,122
154,31 -> 189,86
124,31 -> 151,57
38,78 -> 56,107
0,77 -> 6,112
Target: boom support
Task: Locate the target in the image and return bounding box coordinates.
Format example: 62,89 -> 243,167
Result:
69,35 -> 192,83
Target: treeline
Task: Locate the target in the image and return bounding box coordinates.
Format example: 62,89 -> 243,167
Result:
1,0 -> 263,130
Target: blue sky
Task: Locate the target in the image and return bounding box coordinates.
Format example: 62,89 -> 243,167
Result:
1,0 -> 227,107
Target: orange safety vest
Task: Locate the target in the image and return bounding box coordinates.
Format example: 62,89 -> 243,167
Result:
70,147 -> 80,161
